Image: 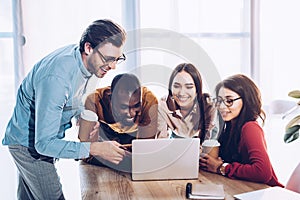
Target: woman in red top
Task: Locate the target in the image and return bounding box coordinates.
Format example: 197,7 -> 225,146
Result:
199,74 -> 283,187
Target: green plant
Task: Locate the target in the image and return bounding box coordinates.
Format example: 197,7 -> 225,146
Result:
284,90 -> 300,143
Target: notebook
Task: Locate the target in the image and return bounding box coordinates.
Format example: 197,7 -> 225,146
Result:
186,182 -> 225,199
131,138 -> 200,181
234,186 -> 300,200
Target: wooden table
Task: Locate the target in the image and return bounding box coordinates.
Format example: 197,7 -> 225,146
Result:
79,161 -> 269,200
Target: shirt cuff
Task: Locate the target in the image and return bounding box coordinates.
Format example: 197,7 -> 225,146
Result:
79,142 -> 91,159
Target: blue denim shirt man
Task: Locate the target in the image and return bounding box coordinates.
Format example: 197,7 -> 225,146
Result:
2,19 -> 126,200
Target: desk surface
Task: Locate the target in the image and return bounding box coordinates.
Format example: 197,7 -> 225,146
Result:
79,161 -> 269,200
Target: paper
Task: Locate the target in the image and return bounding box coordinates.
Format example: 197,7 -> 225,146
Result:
234,186 -> 300,200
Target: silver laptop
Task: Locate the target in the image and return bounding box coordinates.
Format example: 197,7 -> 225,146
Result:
131,138 -> 200,181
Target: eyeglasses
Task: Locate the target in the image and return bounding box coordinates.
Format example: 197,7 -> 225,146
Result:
213,96 -> 242,107
95,49 -> 126,66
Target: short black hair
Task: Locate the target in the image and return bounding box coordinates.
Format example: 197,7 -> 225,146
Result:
111,73 -> 141,94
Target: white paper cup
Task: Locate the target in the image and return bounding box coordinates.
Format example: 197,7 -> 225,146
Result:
202,139 -> 220,159
79,110 -> 98,141
80,110 -> 98,122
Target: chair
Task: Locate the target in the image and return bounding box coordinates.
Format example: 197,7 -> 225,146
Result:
286,162 -> 300,193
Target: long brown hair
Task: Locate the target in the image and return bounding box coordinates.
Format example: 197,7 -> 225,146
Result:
215,74 -> 265,162
166,63 -> 213,143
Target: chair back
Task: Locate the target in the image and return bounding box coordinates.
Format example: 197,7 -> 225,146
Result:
286,162 -> 300,193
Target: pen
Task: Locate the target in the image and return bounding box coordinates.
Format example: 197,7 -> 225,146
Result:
120,144 -> 132,148
119,144 -> 132,156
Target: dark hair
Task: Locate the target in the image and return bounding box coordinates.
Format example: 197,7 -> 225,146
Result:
166,63 -> 213,143
79,19 -> 126,53
111,73 -> 141,100
216,74 -> 265,162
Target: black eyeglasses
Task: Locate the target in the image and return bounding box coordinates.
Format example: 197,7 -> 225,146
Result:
95,49 -> 126,66
213,96 -> 242,107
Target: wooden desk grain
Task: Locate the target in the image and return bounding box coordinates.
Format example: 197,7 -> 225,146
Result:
79,161 -> 269,200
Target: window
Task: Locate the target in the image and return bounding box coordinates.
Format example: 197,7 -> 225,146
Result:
0,0 -> 18,198
138,0 -> 251,97
0,0 -> 15,124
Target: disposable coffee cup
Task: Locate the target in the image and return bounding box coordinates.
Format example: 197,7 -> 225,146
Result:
201,139 -> 220,159
79,110 -> 98,141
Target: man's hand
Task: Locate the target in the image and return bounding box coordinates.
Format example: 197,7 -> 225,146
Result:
90,141 -> 126,164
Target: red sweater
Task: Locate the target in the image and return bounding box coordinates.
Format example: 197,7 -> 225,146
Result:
224,121 -> 284,187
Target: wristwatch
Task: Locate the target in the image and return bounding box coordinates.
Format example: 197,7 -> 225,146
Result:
218,163 -> 229,176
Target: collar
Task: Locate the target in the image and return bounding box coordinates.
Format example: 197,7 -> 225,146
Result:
100,120 -> 138,134
169,102 -> 199,118
74,46 -> 92,79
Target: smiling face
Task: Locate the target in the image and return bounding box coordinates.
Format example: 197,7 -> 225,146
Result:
85,43 -> 123,78
171,71 -> 197,111
112,89 -> 142,126
217,87 -> 243,121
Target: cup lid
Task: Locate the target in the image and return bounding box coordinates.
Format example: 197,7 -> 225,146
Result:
202,139 -> 220,147
80,110 -> 98,122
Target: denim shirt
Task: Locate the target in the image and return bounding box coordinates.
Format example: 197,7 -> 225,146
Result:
2,44 -> 91,159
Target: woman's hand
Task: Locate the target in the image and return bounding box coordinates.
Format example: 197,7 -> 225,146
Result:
156,129 -> 169,138
199,153 -> 223,173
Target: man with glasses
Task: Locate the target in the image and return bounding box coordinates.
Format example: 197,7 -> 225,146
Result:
79,73 -> 158,172
2,19 -> 126,200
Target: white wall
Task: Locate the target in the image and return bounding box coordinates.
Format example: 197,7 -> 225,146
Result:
259,1 -> 300,182
260,0 -> 300,104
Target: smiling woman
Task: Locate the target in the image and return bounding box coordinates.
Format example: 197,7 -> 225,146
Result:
199,74 -> 284,187
156,63 -> 215,142
171,70 -> 197,113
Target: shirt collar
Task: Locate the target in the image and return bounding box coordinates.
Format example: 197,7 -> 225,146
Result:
170,102 -> 199,117
74,46 -> 92,79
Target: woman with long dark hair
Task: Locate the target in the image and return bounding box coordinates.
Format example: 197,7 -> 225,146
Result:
156,63 -> 215,143
200,74 -> 283,187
